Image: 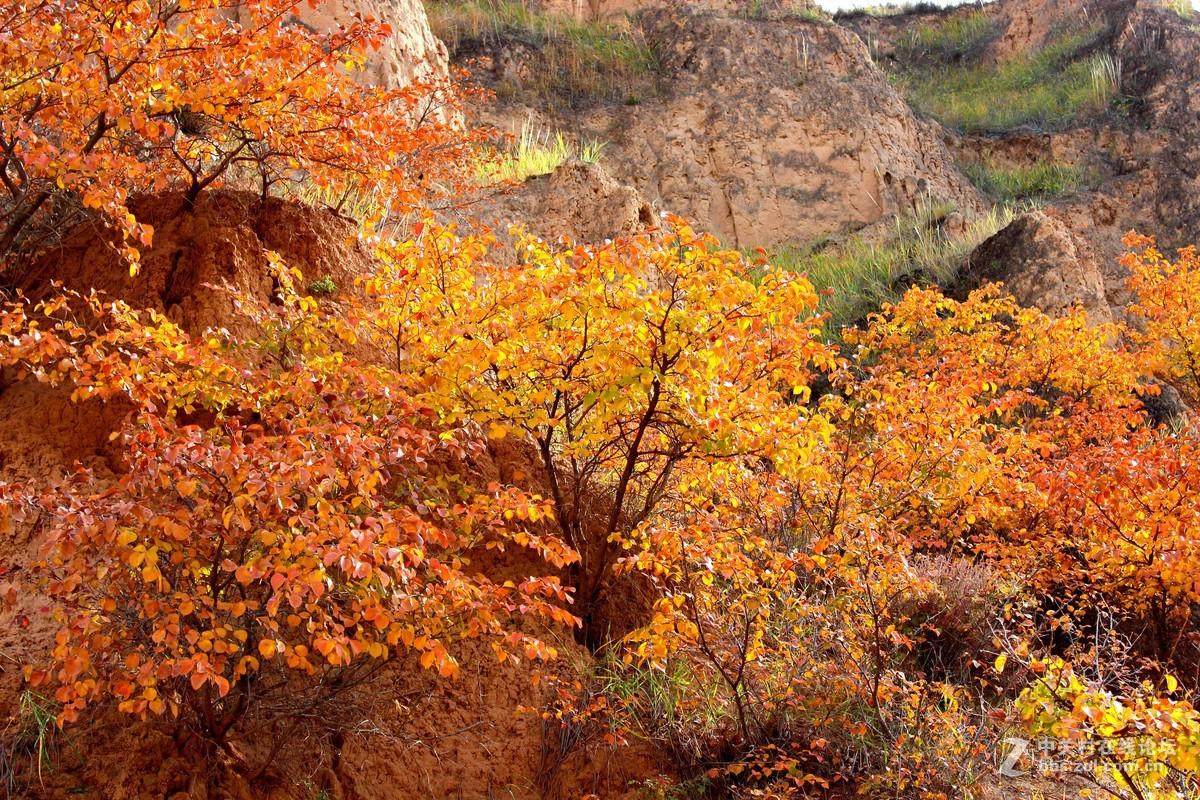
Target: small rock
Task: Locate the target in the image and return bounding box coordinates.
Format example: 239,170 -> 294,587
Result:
958,210 -> 1114,324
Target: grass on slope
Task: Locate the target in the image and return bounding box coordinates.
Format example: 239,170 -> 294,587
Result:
759,204 -> 1018,333
894,10 -> 1001,63
833,2 -> 945,19
960,160 -> 1090,202
425,0 -> 656,107
1159,0 -> 1194,18
737,0 -> 828,21
897,26 -> 1121,133
478,121 -> 605,184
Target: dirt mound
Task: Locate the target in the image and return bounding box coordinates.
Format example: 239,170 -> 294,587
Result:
576,9 -> 985,249
11,632 -> 649,800
21,190 -> 371,335
474,160 -> 655,245
3,191 -> 371,484
957,209 -> 1113,323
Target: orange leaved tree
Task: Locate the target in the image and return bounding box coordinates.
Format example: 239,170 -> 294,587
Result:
603,284 -> 1157,795
1,267 -> 576,759
358,219 -> 838,645
0,0 -> 470,267
1126,232 -> 1200,405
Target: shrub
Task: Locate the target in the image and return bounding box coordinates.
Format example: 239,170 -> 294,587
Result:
307,276 -> 338,296
1016,658 -> 1200,799
603,283 -> 1154,795
895,556 -> 1015,682
0,0 -> 471,270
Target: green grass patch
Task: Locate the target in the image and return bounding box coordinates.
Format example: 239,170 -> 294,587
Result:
477,121 -> 605,184
899,27 -> 1120,133
759,204 -> 1019,333
960,160 -> 1088,202
1159,0 -> 1194,18
737,0 -> 828,21
425,0 -> 657,108
895,10 -> 1001,64
1,691 -> 60,790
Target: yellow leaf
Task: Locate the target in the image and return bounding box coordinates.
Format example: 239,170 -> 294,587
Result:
994,654 -> 1007,674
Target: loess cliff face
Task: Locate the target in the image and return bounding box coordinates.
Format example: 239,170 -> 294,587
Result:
996,0 -> 1200,317
450,0 -> 1200,321
580,9 -> 986,250
458,5 -> 986,250
297,0 -> 451,88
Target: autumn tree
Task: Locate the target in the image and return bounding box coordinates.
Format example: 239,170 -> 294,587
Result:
358,219 -> 838,644
0,266 -> 576,761
602,283 -> 1165,795
0,0 -> 472,268
1126,232 -> 1200,405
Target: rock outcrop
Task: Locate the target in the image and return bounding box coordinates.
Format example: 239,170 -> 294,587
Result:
448,5 -> 989,251
958,210 -> 1113,324
578,9 -> 985,250
474,160 -> 655,245
296,0 -> 450,88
